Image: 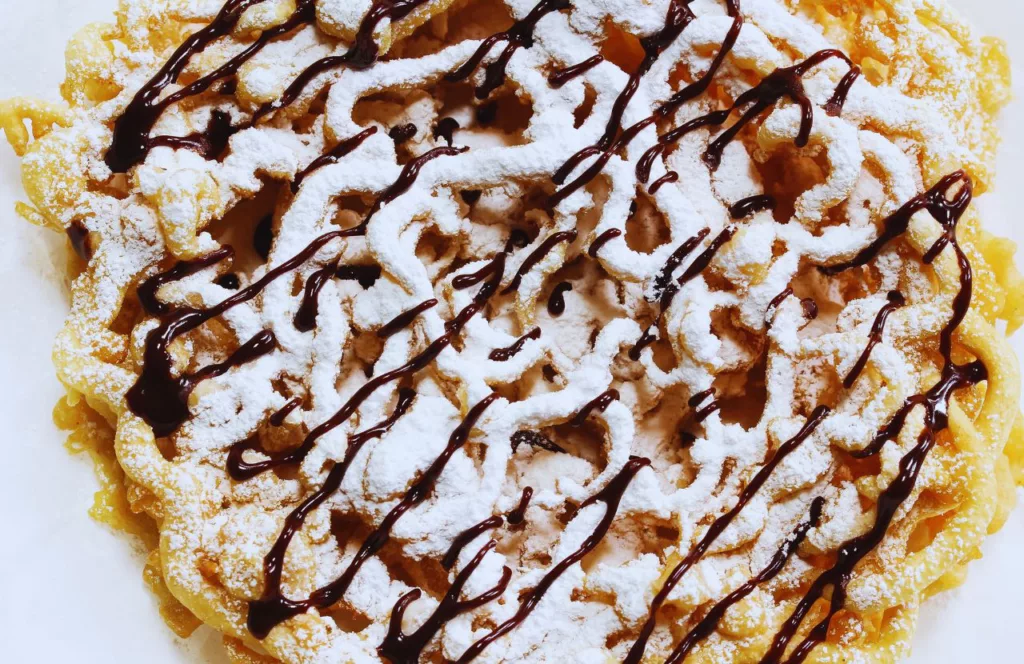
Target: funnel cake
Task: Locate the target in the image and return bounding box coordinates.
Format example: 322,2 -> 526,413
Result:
4,0 -> 1024,662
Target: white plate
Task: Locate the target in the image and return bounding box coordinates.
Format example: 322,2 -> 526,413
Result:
0,1 -> 1020,661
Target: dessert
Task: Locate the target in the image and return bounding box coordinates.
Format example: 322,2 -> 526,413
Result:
3,0 -> 1024,662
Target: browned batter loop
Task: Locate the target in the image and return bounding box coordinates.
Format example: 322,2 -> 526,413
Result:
446,0 -> 571,99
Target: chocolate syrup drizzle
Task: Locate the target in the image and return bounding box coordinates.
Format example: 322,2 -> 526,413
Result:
589,228 -> 622,258
446,0 -> 571,99
765,286 -> 794,327
502,230 -> 577,294
547,281 -> 573,315
510,430 -> 566,454
507,487 -> 533,525
489,327 -> 541,362
843,291 -> 905,388
378,298 -> 438,338
454,457 -> 650,662
247,392 -> 498,638
548,54 -> 604,88
665,498 -> 825,664
137,247 -> 235,315
442,516 -> 504,570
688,388 -> 720,423
570,389 -> 620,427
292,126 -> 378,193
625,406 -> 830,664
630,227 -> 733,360
730,194 -> 777,220
648,170 -> 679,194
763,187 -> 985,663
269,397 -> 302,426
380,539 -> 512,664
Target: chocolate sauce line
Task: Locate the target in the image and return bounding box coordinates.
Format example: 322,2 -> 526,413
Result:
455,457 -> 651,663
648,170 -> 679,194
292,126 -> 378,192
380,539 -> 512,664
489,327 -> 541,362
442,516 -> 504,570
378,298 -> 439,338
137,247 -> 235,315
510,430 -> 566,454
688,388 -> 719,423
269,397 -> 303,426
624,406 -> 830,664
547,281 -> 573,316
842,291 -> 905,388
761,172 -> 984,664
247,392 -> 498,638
588,228 -> 622,258
548,54 -> 604,88
630,227 -> 733,360
824,65 -> 861,117
765,286 -> 794,327
445,0 -> 570,99
229,248 -> 508,480
570,389 -> 620,427
502,230 -> 577,294
549,0 -> 742,208
665,497 -> 824,664
730,194 -> 777,220
507,487 -> 534,525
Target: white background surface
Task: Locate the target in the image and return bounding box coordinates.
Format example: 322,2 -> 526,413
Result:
0,1 -> 1021,662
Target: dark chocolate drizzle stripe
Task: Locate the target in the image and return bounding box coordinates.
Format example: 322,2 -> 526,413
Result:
548,54 -> 604,88
665,497 -> 824,664
550,0 -> 742,207
507,487 -> 534,525
648,170 -> 679,194
378,298 -> 439,338
843,291 -> 905,388
489,327 -> 541,362
380,539 -> 512,664
137,246 -> 235,315
502,230 -> 577,294
570,389 -> 620,427
442,516 -> 504,570
547,281 -> 573,315
761,172 -> 985,664
510,430 -> 566,454
730,194 -> 777,220
624,406 -> 830,664
765,286 -> 794,327
824,65 -> 861,117
446,0 -> 571,99
589,228 -> 622,258
292,126 -> 378,193
269,397 -> 302,426
247,392 -> 499,638
630,227 -> 733,360
454,457 -> 651,662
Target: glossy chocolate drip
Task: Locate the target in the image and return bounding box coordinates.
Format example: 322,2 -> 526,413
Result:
292,126 -> 378,192
548,54 -> 604,88
336,264 -> 382,288
507,487 -> 533,525
138,247 -> 234,315
381,539 -> 512,664
688,388 -> 719,423
704,49 -> 853,170
761,172 -> 984,664
730,194 -> 777,220
455,457 -> 650,663
216,273 -> 241,290
253,215 -> 274,261
502,230 -> 577,294
824,65 -> 861,117
247,392 -> 498,639
446,0 -> 571,99
843,291 -> 905,388
269,397 -> 302,426
588,228 -> 622,258
442,516 -> 504,570
128,228 -> 358,437
547,281 -> 572,315
765,286 -> 793,327
510,430 -> 565,454
66,220 -> 92,261
665,498 -> 824,664
378,299 -> 438,338
489,327 -> 541,362
570,389 -> 620,427
625,406 -> 830,664
648,170 -> 679,194
293,264 -> 336,332
389,123 -> 417,144
551,0 -> 742,207
105,0 -> 316,172
433,117 -> 460,146
630,228 -> 732,360
228,246 -> 508,480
